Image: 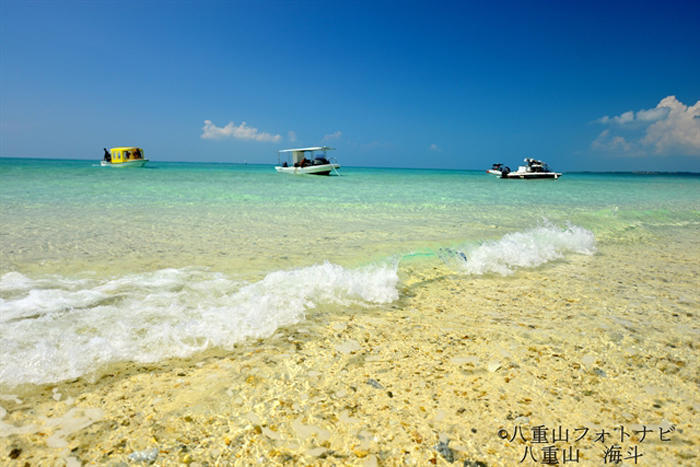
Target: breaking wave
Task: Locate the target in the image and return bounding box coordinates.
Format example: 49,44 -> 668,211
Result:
444,222 -> 596,275
0,262 -> 398,386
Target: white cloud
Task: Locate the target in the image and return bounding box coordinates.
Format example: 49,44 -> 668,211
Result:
322,130 -> 342,141
429,143 -> 440,151
593,96 -> 700,156
598,106 -> 669,125
201,120 -> 281,142
288,131 -> 297,142
592,129 -> 632,152
636,107 -> 669,122
618,111 -> 635,124
598,110 -> 634,125
642,96 -> 700,155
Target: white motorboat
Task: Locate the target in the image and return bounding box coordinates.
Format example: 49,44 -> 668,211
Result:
275,146 -> 340,175
491,158 -> 562,179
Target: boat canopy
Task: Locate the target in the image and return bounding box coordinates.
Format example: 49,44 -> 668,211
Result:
278,146 -> 334,164
278,146 -> 335,153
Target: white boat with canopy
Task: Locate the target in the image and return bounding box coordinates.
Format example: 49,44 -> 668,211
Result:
489,158 -> 562,179
275,146 -> 340,175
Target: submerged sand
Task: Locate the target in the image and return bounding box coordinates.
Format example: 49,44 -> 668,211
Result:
1,235 -> 698,466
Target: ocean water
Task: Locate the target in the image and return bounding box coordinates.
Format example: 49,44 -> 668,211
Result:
1,157 -> 698,387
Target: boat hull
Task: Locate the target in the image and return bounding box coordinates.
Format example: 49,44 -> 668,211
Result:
275,163 -> 339,175
502,172 -> 561,179
101,159 -> 149,168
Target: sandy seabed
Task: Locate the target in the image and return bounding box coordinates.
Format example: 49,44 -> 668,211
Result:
1,235 -> 698,466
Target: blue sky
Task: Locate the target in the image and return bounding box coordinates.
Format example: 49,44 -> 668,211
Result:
1,0 -> 699,171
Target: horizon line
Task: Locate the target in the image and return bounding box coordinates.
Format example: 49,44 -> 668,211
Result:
1,155 -> 699,175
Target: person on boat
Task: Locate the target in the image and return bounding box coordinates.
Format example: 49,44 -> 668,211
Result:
133,148 -> 142,159
282,161 -> 288,167
103,148 -> 111,162
124,150 -> 131,160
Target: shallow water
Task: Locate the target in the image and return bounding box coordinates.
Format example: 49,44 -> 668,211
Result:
0,157 -> 698,387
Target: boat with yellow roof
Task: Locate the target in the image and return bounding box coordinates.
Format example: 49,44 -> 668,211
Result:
100,147 -> 148,167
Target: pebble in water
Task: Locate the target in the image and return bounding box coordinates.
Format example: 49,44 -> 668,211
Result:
366,378 -> 384,389
127,447 -> 159,464
434,439 -> 455,463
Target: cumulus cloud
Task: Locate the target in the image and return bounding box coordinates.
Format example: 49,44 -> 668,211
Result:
597,106 -> 669,126
642,96 -> 700,155
636,107 -> 670,122
592,129 -> 632,152
593,96 -> 700,156
201,120 -> 281,142
322,131 -> 342,141
598,111 -> 634,125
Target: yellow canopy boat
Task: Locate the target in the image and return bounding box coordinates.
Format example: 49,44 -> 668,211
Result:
101,147 -> 148,167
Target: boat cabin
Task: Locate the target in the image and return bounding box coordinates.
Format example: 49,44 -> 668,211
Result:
106,147 -> 145,164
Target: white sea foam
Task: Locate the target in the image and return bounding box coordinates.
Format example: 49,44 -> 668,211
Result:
453,222 -> 596,275
0,262 -> 398,386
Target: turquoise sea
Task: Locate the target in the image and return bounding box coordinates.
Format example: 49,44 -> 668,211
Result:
1,157 -> 698,387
